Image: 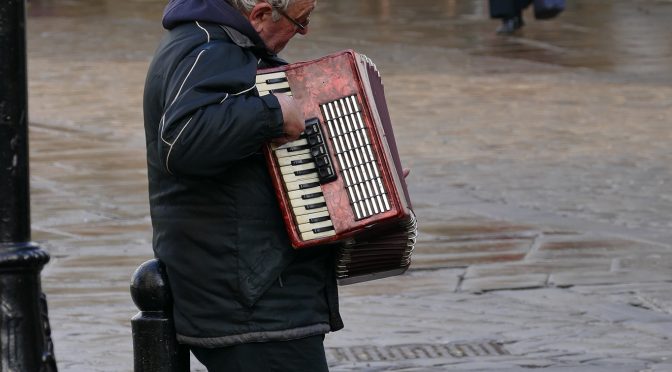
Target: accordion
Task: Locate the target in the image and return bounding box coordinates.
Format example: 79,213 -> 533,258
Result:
257,50 -> 417,284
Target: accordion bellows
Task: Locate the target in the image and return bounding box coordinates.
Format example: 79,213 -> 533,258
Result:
257,50 -> 417,284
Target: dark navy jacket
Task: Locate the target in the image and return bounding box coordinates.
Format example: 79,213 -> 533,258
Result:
143,0 -> 342,347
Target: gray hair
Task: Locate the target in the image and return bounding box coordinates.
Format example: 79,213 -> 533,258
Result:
228,0 -> 293,21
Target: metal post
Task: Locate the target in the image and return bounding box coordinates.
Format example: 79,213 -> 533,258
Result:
0,0 -> 58,371
131,259 -> 189,372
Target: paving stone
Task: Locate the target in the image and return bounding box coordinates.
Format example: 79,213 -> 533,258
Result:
459,273 -> 549,293
549,271 -> 672,287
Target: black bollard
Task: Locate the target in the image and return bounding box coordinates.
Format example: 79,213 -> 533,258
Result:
131,259 -> 189,372
0,0 -> 58,370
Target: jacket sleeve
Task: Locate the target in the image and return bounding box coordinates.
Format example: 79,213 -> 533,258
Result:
157,41 -> 284,177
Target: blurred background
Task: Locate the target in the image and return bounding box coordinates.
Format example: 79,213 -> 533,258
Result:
24,0 -> 672,370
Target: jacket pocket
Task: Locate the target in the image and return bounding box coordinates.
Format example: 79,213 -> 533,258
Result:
236,211 -> 293,308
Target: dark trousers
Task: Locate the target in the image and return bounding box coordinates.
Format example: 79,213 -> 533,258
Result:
191,335 -> 329,372
489,0 -> 533,19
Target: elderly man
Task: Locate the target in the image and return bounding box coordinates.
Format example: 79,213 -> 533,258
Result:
142,0 -> 341,370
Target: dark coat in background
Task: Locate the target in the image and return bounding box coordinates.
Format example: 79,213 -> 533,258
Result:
489,0 -> 533,18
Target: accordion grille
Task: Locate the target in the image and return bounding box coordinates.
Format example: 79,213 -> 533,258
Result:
320,95 -> 391,220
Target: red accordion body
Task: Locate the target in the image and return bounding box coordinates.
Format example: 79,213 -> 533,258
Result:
257,50 -> 416,284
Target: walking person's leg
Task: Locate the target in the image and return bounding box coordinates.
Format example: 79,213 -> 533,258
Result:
489,0 -> 527,34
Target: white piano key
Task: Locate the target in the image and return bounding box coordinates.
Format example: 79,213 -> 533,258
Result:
295,210 -> 331,225
300,228 -> 336,241
287,186 -> 322,200
294,205 -> 328,216
257,89 -> 292,97
274,140 -> 309,158
282,171 -> 319,184
289,195 -> 326,208
276,152 -> 313,167
256,81 -> 290,92
298,219 -> 333,233
280,162 -> 315,175
255,71 -> 287,84
285,176 -> 320,192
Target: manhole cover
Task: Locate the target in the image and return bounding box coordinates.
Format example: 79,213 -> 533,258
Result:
327,341 -> 510,363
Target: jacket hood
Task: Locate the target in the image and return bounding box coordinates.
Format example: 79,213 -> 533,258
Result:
162,0 -> 267,52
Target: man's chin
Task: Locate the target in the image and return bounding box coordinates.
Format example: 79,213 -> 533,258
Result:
271,42 -> 290,55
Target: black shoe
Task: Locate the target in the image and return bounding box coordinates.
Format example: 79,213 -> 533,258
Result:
496,16 -> 524,34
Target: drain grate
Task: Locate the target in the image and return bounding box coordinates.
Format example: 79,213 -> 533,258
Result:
327,341 -> 510,363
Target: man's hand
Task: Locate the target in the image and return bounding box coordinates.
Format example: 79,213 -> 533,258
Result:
273,94 -> 305,145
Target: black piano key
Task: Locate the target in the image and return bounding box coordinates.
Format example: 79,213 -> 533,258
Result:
305,202 -> 327,210
301,192 -> 323,200
270,87 -> 291,94
286,144 -> 310,152
295,168 -> 318,176
308,216 -> 331,223
299,182 -> 320,190
290,158 -> 313,166
265,77 -> 288,84
312,226 -> 335,234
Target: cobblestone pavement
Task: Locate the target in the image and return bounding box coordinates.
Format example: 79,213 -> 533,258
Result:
23,0 -> 672,370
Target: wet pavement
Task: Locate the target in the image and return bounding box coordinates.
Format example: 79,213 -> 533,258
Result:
23,0 -> 672,370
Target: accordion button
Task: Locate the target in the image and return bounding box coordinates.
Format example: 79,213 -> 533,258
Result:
315,155 -> 330,167
307,134 -> 323,147
310,145 -> 326,158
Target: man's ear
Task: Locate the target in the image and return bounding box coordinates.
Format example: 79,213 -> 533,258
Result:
248,2 -> 274,33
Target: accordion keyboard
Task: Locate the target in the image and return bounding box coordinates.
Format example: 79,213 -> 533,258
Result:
256,72 -> 338,241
